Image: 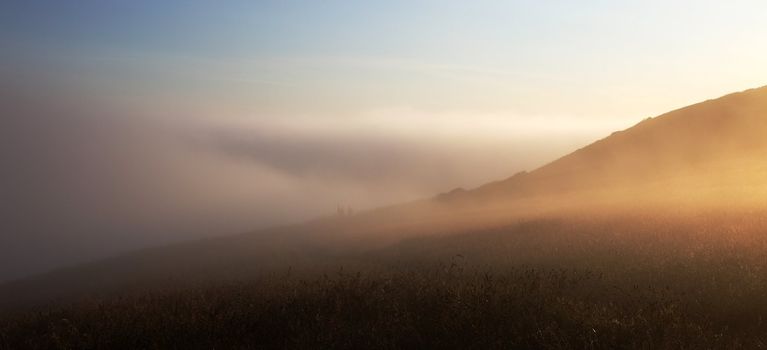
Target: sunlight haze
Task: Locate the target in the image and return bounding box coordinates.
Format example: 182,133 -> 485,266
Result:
2,0 -> 767,280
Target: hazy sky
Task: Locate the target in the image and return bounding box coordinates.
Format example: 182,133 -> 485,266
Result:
4,1 -> 766,118
2,0 -> 767,281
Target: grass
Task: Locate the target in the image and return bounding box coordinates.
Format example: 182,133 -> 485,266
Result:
4,212 -> 767,349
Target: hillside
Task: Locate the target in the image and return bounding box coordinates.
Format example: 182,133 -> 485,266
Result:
3,86 -> 767,309
446,86 -> 767,202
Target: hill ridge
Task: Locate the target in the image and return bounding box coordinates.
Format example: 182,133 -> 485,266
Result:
438,85 -> 767,202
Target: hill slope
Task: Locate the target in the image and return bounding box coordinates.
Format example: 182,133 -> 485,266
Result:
3,86 -> 767,308
446,86 -> 767,202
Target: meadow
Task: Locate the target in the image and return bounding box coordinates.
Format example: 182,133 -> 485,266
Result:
4,210 -> 767,349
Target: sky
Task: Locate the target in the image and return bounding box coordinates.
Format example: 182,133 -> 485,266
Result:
2,0 -> 767,281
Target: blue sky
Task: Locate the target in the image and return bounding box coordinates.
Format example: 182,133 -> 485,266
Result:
4,0 -> 767,124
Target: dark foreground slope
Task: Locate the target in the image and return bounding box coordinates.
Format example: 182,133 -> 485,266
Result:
5,212 -> 767,349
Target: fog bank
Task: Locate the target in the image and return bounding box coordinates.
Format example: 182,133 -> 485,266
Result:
0,75 -> 615,282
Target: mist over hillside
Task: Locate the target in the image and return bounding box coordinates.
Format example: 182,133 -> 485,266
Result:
6,1 -> 767,347
0,77 -> 596,282
5,80 -> 767,349
3,86 -> 767,310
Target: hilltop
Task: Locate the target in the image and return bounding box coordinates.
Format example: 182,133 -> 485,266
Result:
444,85 -> 767,202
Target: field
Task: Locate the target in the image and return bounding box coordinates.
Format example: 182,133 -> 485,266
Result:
4,211 -> 767,349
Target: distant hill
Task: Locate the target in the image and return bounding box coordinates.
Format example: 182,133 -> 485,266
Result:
441,85 -> 767,203
3,86 -> 767,308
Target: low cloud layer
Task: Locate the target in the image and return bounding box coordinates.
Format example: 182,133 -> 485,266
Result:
0,80 -> 609,282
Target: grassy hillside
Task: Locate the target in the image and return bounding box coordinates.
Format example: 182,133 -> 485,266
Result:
5,212 -> 767,349
4,87 -> 767,348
